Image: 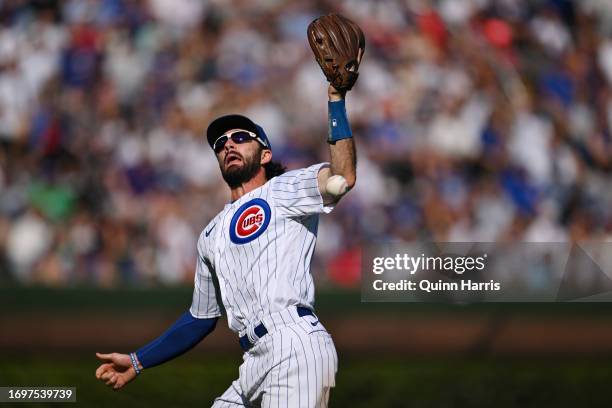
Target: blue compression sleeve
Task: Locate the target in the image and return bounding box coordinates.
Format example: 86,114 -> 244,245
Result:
135,311 -> 218,369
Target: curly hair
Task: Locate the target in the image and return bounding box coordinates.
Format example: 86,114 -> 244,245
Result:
264,160 -> 286,180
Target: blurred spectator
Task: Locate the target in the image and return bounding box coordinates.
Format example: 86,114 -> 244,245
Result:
0,0 -> 611,289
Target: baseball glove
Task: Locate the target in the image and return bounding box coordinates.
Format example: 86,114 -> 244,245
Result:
307,13 -> 365,92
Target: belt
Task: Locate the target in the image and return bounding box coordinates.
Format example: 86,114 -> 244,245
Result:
239,306 -> 314,351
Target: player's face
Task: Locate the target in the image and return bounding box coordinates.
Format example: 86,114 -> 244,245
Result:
216,129 -> 268,188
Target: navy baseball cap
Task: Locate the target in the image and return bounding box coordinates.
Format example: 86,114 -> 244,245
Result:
206,114 -> 272,151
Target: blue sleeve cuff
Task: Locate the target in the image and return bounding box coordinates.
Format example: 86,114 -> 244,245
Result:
135,311 -> 218,369
328,99 -> 353,143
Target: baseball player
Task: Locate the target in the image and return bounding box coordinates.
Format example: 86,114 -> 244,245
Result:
95,84 -> 357,406
95,14 -> 363,407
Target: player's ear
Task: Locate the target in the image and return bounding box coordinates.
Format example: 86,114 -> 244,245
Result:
260,149 -> 272,165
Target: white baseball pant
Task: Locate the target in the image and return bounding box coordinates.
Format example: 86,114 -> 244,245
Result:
212,308 -> 338,408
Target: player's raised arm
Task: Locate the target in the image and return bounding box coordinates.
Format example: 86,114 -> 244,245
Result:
307,14 -> 364,205
317,85 -> 358,205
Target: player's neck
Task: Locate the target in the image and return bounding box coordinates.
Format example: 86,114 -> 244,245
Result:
229,169 -> 267,202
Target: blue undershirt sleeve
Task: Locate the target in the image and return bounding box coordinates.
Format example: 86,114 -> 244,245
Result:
135,311 -> 218,369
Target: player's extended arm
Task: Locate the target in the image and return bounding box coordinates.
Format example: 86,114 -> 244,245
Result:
318,84 -> 357,205
135,311 -> 218,368
95,312 -> 217,390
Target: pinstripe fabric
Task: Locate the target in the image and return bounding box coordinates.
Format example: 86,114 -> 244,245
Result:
190,163 -> 338,406
190,163 -> 335,333
189,229 -> 223,319
212,316 -> 337,408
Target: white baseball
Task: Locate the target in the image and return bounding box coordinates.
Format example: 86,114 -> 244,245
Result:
326,175 -> 349,196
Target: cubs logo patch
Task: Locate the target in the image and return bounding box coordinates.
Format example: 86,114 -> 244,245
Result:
229,198 -> 271,244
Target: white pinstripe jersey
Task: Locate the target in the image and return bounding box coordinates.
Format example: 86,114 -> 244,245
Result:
189,163 -> 334,335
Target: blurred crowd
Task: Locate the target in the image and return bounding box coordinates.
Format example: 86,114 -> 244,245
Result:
1,0 -> 612,288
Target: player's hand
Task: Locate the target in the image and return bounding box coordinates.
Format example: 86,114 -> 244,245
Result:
328,84 -> 346,102
328,48 -> 363,102
95,352 -> 137,390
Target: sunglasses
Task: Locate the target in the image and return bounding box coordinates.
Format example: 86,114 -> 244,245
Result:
213,129 -> 266,153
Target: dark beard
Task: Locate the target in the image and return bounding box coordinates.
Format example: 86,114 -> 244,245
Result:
221,152 -> 262,189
